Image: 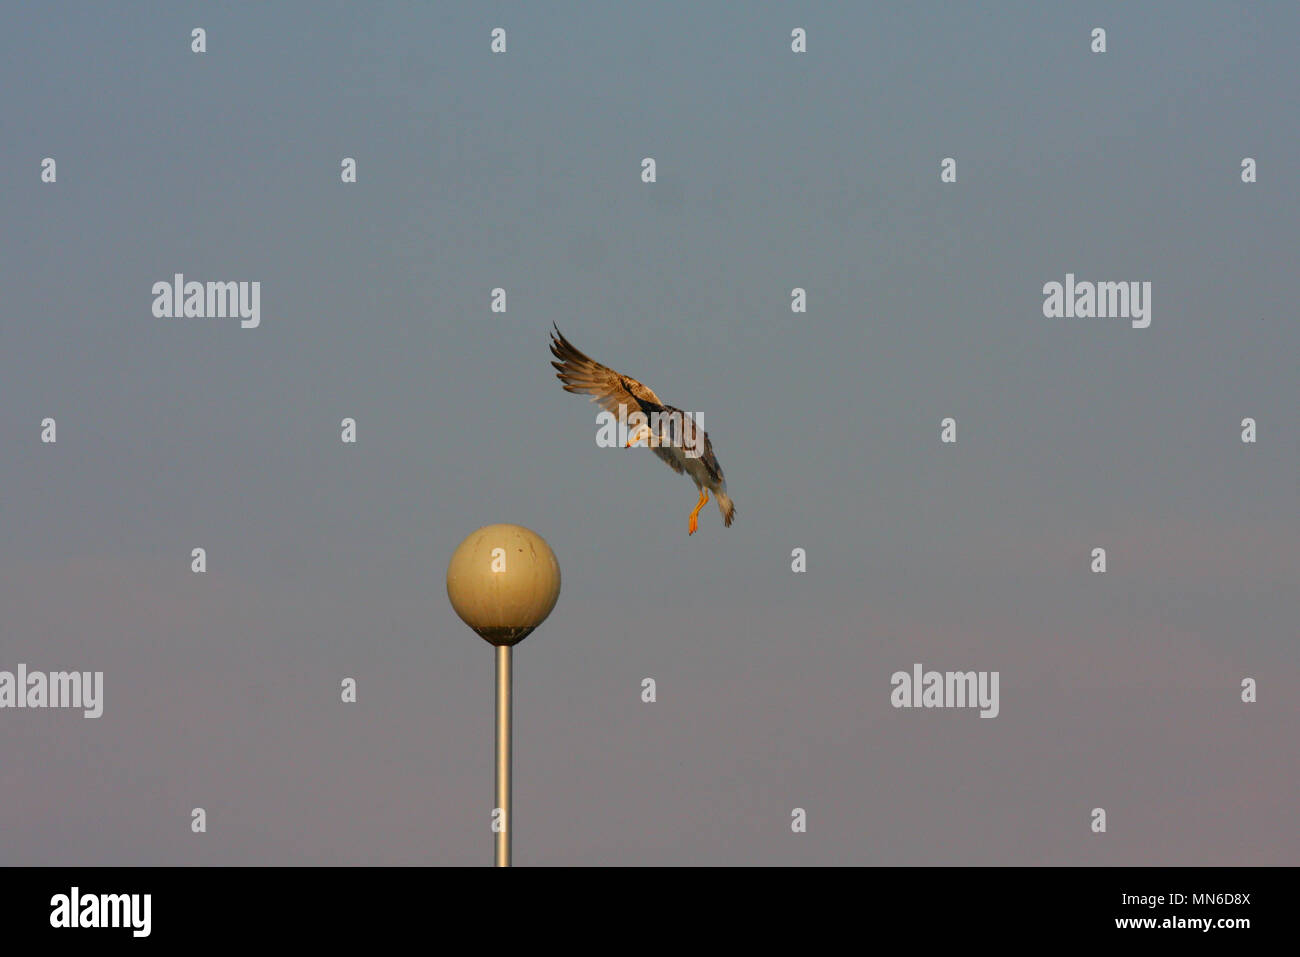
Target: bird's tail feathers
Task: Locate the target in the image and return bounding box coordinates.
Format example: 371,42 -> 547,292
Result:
716,491 -> 736,528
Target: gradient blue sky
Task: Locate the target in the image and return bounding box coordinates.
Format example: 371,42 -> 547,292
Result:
1,2 -> 1296,864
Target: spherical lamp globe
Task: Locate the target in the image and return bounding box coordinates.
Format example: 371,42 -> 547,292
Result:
446,524 -> 561,646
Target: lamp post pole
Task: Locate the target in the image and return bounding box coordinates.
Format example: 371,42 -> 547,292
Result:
495,644 -> 512,867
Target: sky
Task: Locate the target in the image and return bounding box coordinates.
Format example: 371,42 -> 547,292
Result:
0,1 -> 1296,865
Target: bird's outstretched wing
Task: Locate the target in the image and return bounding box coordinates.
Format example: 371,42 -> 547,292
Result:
549,325 -> 686,475
550,325 -> 665,414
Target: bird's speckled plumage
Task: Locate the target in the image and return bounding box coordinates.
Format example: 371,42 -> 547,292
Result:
549,325 -> 735,532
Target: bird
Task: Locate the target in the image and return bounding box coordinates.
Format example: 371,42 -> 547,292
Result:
549,325 -> 735,535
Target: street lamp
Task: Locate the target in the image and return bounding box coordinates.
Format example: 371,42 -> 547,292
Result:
446,524 -> 561,867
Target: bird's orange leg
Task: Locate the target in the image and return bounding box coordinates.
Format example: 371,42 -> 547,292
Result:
687,489 -> 709,535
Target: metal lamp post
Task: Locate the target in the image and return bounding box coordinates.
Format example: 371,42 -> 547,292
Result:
446,524 -> 561,867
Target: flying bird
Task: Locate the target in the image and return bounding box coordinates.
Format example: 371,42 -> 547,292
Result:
549,325 -> 735,535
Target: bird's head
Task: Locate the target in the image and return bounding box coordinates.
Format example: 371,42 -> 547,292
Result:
625,422 -> 655,448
